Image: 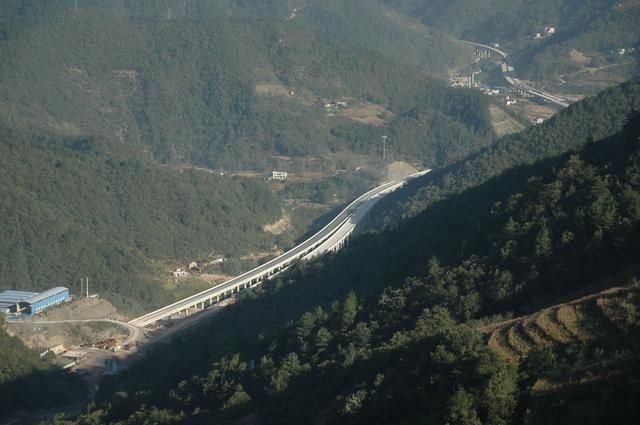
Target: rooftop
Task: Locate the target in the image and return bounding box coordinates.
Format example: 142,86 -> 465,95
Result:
25,287 -> 69,305
0,290 -> 39,304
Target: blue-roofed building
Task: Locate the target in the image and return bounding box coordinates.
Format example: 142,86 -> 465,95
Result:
0,290 -> 38,315
0,302 -> 14,314
23,287 -> 70,315
0,287 -> 70,316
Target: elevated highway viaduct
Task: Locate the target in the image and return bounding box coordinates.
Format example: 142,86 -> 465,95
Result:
460,40 -> 570,108
130,171 -> 430,328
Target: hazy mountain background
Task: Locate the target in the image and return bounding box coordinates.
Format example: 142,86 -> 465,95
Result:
0,1 -> 639,423
0,0 -> 494,313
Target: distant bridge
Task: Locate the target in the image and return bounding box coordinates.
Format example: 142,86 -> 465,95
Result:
460,40 -> 570,108
130,170 -> 430,327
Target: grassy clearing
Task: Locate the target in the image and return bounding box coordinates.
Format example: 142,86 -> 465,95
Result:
488,326 -> 520,362
339,102 -> 392,127
488,104 -> 526,136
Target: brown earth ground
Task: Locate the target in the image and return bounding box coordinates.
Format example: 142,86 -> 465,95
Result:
385,161 -> 418,180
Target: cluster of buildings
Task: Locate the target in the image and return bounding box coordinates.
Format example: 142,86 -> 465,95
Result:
534,26 -> 556,39
271,170 -> 288,181
322,98 -> 348,111
0,287 -> 70,318
171,256 -> 226,278
618,47 -> 636,55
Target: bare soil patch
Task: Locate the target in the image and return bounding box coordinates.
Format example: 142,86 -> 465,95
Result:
340,102 -> 392,127
39,298 -> 124,321
255,81 -> 292,97
385,161 -> 418,180
569,49 -> 591,65
263,213 -> 293,235
7,321 -> 127,348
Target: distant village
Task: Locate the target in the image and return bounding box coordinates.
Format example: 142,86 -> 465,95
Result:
171,256 -> 226,278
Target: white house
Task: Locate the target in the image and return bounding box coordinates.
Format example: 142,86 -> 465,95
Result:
172,268 -> 189,277
272,170 -> 288,180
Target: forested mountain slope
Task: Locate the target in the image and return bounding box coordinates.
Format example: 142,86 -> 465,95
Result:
0,131 -> 281,313
0,317 -> 83,415
50,85 -> 640,424
384,0 -> 640,89
0,0 -> 487,171
383,0 -> 629,41
374,79 -> 640,226
0,0 -> 499,314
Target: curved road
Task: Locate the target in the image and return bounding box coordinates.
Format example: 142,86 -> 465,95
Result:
15,319 -> 142,346
460,40 -> 570,108
130,173 -> 426,327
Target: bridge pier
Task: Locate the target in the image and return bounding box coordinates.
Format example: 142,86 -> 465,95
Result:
474,47 -> 492,59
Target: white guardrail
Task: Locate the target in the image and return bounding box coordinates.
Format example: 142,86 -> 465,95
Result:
130,170 -> 430,327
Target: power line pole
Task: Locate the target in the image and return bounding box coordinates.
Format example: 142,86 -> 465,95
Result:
381,136 -> 387,163
86,276 -> 89,298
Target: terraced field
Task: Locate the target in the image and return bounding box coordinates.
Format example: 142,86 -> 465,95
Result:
485,282 -> 640,362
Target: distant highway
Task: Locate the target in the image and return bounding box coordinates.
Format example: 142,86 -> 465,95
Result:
460,40 -> 570,108
130,171 -> 430,327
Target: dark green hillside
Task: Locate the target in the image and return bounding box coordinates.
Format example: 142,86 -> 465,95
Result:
0,317 -> 83,415
384,0 -> 640,92
51,86 -> 640,424
0,130 -> 281,313
383,0 -> 629,43
375,79 -> 640,226
0,0 -> 500,317
0,0 -> 488,171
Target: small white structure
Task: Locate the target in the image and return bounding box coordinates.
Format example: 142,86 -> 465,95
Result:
533,118 -> 545,125
172,268 -> 189,277
272,170 -> 288,180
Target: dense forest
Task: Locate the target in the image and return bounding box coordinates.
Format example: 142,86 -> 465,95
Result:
0,317 -> 83,414
0,0 -> 488,171
0,0 -> 497,314
0,130 -> 282,313
374,79 -> 640,226
1,2 -> 639,423
42,84 -> 640,424
384,0 -> 640,85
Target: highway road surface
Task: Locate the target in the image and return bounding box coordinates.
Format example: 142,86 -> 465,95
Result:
130,171 -> 429,327
460,40 -> 570,108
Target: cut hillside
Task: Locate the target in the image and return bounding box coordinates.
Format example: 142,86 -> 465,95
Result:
480,278 -> 640,425
485,280 -> 640,362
